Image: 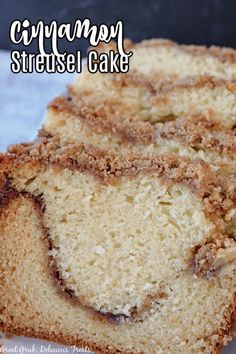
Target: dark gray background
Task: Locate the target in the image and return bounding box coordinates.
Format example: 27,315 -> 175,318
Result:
1,0 -> 236,55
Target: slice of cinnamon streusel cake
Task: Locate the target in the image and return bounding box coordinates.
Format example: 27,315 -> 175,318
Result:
42,39 -> 236,176
43,70 -> 236,175
0,137 -> 236,353
97,38 -> 236,79
40,39 -> 236,174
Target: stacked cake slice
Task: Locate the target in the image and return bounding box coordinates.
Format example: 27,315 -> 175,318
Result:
43,70 -> 236,175
1,39 -> 236,354
97,38 -> 236,79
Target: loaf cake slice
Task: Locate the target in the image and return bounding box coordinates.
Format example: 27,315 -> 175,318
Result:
97,38 -> 236,79
1,137 -> 236,353
42,72 -> 236,172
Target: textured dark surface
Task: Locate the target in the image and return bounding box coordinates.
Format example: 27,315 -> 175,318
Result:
1,0 -> 236,55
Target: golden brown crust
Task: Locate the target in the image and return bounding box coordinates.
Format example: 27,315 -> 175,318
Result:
0,323 -> 139,354
0,299 -> 235,354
